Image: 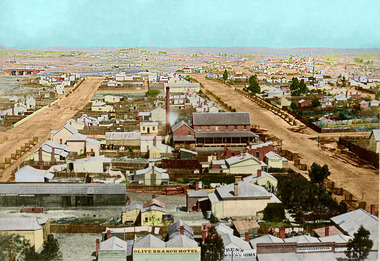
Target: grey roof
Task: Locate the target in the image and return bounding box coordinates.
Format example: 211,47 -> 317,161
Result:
168,219 -> 194,239
192,112 -> 251,126
36,140 -> 71,157
257,252 -> 338,261
100,236 -> 127,251
166,234 -> 198,248
134,234 -> 165,248
215,223 -> 234,236
318,234 -> 353,243
105,132 -> 141,140
196,131 -> 257,138
16,165 -> 54,180
243,171 -> 277,183
0,217 -> 43,231
140,122 -> 158,126
172,121 -> 196,133
221,233 -> 251,250
208,192 -> 220,204
0,183 -> 126,195
173,136 -> 195,141
249,234 -> 283,249
122,204 -> 142,212
370,129 -> 380,142
215,181 -> 272,199
225,153 -> 262,167
66,133 -> 87,141
179,148 -> 197,155
164,82 -> 200,88
73,155 -> 110,165
188,190 -> 209,198
141,205 -> 166,213
248,141 -> 273,149
283,235 -> 320,243
135,166 -> 167,176
331,208 -> 378,250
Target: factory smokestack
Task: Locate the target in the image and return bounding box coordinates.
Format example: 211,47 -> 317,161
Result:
166,86 -> 170,135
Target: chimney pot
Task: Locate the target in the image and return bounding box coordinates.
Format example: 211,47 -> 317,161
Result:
245,231 -> 249,242
279,227 -> 286,239
325,226 -> 329,237
234,182 -> 239,197
370,205 -> 376,216
96,239 -> 100,258
180,225 -> 184,235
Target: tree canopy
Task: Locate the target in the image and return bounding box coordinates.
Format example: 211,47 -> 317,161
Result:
309,162 -> 330,184
201,227 -> 224,261
346,226 -> 373,261
0,234 -> 31,261
25,234 -> 62,261
290,77 -> 308,96
145,89 -> 160,97
247,75 -> 260,94
263,203 -> 286,222
223,70 -> 228,81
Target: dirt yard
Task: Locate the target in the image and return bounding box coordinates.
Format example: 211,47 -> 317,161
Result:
191,74 -> 379,210
0,77 -> 104,181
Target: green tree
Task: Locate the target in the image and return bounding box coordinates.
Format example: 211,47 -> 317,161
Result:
0,234 -> 31,261
223,70 -> 228,81
25,234 -> 62,261
145,89 -> 160,97
309,163 -> 330,184
263,203 -> 286,222
342,76 -> 346,86
147,212 -> 159,226
248,75 -> 260,93
311,99 -> 321,107
375,91 -> 380,100
345,226 -> 373,261
201,227 -> 224,261
290,102 -> 298,110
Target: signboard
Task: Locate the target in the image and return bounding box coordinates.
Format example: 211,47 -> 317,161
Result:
296,247 -> 332,253
335,247 -> 348,252
224,247 -> 256,259
133,247 -> 201,255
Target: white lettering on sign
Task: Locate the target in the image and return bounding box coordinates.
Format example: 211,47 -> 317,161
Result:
335,247 -> 347,252
133,247 -> 201,255
296,247 -> 332,252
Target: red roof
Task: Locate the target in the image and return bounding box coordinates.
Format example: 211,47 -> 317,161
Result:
143,198 -> 165,209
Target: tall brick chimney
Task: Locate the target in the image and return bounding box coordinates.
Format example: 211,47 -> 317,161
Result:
370,205 -> 376,216
106,230 -> 111,240
83,141 -> 87,154
166,86 -> 170,135
245,232 -> 249,242
180,225 -> 184,235
217,152 -> 221,160
257,169 -> 262,177
195,181 -> 199,191
51,147 -> 56,163
279,227 -> 286,239
95,239 -> 100,258
39,147 -> 43,163
202,229 -> 207,243
234,182 -> 238,197
325,226 -> 329,237
153,136 -> 157,147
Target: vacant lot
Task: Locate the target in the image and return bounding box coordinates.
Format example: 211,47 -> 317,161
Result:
0,77 -> 104,181
191,74 -> 378,210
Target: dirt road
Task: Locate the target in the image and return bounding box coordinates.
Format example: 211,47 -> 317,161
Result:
191,74 -> 379,209
0,77 -> 104,181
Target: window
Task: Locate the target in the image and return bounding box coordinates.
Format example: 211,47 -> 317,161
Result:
143,127 -> 145,131
152,127 -> 155,130
244,125 -> 247,130
256,151 -> 259,158
188,131 -> 191,136
215,126 -> 219,131
234,125 -> 237,131
225,126 -> 229,131
145,217 -> 148,222
198,126 -> 201,131
207,126 -> 210,131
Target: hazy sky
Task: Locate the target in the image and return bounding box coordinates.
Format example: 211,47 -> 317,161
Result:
1,0 -> 379,49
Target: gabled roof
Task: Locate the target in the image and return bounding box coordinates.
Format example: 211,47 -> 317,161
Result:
105,132 -> 141,140
188,190 -> 209,198
54,123 -> 79,137
330,208 -> 378,249
143,198 -> 165,209
172,120 -> 195,133
215,181 -> 272,199
166,234 -> 198,247
0,217 -> 43,231
313,225 -> 344,237
215,223 -> 234,236
122,204 -> 142,212
16,165 -> 54,180
248,141 -> 273,150
134,234 -> 165,248
192,112 -> 251,126
221,233 -> 251,250
168,219 -> 194,239
66,133 -> 87,141
225,153 -> 261,166
100,236 -> 127,251
283,235 -> 320,243
141,205 -> 166,213
36,140 -> 71,157
233,220 -> 260,232
369,129 -> 380,141
243,171 -> 277,183
249,234 -> 283,249
136,166 -> 167,176
318,234 -> 352,243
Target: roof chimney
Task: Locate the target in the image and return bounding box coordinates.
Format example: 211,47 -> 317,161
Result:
51,147 -> 56,163
180,225 -> 184,235
235,176 -> 242,183
166,86 -> 170,135
39,147 -> 43,163
370,205 -> 376,216
245,232 -> 249,242
217,152 -> 221,160
279,227 -> 286,239
106,230 -> 111,240
153,136 -> 157,147
202,229 -> 207,243
96,239 -> 100,258
325,226 -> 329,237
195,181 -> 199,191
234,182 -> 239,197
257,169 -> 262,177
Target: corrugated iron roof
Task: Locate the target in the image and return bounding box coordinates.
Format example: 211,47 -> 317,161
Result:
192,112 -> 251,126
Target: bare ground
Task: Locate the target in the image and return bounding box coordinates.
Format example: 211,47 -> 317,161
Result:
0,77 -> 104,181
191,74 -> 379,210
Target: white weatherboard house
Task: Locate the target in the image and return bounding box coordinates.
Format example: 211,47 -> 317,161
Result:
15,165 -> 54,182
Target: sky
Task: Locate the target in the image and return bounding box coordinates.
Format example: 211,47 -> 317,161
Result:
0,0 -> 379,50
